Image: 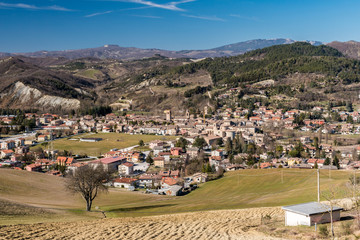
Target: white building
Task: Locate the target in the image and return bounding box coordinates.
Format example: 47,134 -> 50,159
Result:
282,202 -> 343,226
118,162 -> 134,176
113,178 -> 137,189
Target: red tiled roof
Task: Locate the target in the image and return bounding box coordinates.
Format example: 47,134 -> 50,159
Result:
113,177 -> 137,184
162,177 -> 178,186
122,162 -> 134,167
91,156 -> 126,164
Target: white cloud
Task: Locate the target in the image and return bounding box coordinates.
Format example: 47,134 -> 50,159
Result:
182,14 -> 225,22
0,2 -> 72,11
118,0 -> 196,11
131,14 -> 162,18
230,14 -> 260,22
85,11 -> 113,18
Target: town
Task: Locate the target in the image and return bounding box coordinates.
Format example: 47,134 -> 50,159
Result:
1,92 -> 360,197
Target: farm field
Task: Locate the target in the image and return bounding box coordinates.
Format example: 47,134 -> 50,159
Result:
34,133 -> 176,156
0,207 -> 284,240
0,168 -> 353,225
0,168 -> 355,239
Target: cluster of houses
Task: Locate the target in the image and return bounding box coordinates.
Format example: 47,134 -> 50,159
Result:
3,103 -> 360,195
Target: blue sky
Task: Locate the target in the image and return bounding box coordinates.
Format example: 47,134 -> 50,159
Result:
0,0 -> 359,52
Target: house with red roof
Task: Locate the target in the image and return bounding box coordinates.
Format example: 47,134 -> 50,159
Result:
307,158 -> 325,167
56,156 -> 75,166
0,149 -> 14,159
118,162 -> 134,176
89,156 -> 126,172
113,177 -> 138,189
260,162 -> 272,169
170,147 -> 183,156
161,177 -> 179,188
25,164 -> 42,172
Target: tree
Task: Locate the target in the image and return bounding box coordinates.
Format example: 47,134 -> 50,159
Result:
347,115 -> 354,124
313,137 -> 319,150
324,157 -> 331,165
216,138 -> 224,147
146,154 -> 153,164
275,145 -> 283,157
193,137 -> 207,149
314,161 -> 318,169
346,101 -> 353,112
175,137 -> 188,150
66,164 -> 111,211
332,155 -> 340,169
139,139 -> 144,147
225,137 -> 233,154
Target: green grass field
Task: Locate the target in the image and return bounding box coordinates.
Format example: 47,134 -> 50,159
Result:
75,69 -> 103,80
0,168 -> 353,225
98,169 -> 353,218
34,133 -> 176,156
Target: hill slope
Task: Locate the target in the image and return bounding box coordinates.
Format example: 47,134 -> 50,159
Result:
110,42 -> 360,112
2,42 -> 359,113
327,40 -> 360,59
0,57 -> 96,110
0,169 -> 351,221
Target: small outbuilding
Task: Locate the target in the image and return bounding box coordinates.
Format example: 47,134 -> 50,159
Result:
282,202 -> 343,226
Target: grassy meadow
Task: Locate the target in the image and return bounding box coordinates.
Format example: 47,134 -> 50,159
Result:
0,168 -> 354,224
34,133 -> 176,156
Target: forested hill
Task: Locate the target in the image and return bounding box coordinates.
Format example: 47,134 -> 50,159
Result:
110,42 -> 360,113
160,42 -> 360,87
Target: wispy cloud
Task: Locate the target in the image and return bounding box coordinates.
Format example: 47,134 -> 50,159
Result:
131,14 -> 162,19
182,14 -> 225,22
85,10 -> 113,18
230,14 -> 260,22
117,0 -> 196,11
0,2 -> 73,11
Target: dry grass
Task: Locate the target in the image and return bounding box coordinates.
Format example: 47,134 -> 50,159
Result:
0,207 -> 283,240
0,168 -> 353,232
0,169 -> 81,208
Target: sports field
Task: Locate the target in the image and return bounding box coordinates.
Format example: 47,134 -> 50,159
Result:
34,133 -> 176,156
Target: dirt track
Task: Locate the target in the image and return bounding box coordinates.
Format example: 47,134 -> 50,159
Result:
0,207 -> 285,240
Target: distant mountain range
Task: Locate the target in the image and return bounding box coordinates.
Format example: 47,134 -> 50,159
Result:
0,39 -> 324,60
3,39 -> 360,113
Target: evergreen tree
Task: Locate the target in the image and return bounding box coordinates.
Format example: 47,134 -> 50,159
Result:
324,157 -> 331,165
332,155 -> 340,169
346,102 -> 353,112
146,155 -> 153,164
193,137 -> 207,149
225,137 -> 233,154
175,137 -> 188,150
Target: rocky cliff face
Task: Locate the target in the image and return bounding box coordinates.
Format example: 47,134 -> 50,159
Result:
0,82 -> 81,109
0,57 -> 95,110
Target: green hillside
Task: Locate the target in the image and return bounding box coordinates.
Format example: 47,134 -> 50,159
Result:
0,168 -> 353,224
101,168 -> 352,218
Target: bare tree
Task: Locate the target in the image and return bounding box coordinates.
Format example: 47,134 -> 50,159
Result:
321,187 -> 345,239
66,164 -> 111,211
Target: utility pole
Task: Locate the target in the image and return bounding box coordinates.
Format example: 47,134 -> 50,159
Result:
317,168 -> 320,202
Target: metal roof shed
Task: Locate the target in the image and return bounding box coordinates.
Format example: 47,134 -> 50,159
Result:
282,202 -> 343,226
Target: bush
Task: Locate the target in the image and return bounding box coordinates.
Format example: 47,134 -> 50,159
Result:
318,225 -> 328,238
261,214 -> 272,225
341,222 -> 352,235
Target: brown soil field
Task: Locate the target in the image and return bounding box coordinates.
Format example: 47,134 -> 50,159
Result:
0,207 -> 284,240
